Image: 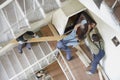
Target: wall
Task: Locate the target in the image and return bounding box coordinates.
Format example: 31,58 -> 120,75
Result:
30,11 -> 54,32
79,0 -> 120,80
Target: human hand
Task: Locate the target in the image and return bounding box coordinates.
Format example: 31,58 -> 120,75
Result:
18,41 -> 25,44
74,23 -> 81,30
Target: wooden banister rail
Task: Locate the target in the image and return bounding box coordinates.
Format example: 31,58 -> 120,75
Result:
0,23 -> 64,54
48,23 -> 59,36
10,35 -> 66,44
0,35 -> 66,54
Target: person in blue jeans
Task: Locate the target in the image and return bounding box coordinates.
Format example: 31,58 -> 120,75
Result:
56,18 -> 88,60
86,34 -> 105,74
57,18 -> 96,61
16,31 -> 38,54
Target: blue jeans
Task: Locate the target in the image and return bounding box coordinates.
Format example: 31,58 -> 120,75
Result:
90,49 -> 105,73
18,43 -> 31,53
63,29 -> 79,47
57,40 -> 72,60
57,29 -> 79,60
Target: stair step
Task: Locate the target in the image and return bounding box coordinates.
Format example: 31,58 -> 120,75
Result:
39,59 -> 48,68
37,0 -> 59,13
0,54 -> 16,78
7,50 -> 23,74
31,43 -> 44,60
0,61 -> 9,80
25,69 -> 33,79
12,77 -> 19,80
18,72 -> 27,80
32,63 -> 41,71
39,42 -> 51,55
13,47 -> 30,69
23,47 -> 37,65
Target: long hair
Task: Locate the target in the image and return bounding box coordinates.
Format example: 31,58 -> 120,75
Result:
76,23 -> 89,40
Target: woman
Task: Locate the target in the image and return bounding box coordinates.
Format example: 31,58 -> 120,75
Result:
57,14 -> 96,60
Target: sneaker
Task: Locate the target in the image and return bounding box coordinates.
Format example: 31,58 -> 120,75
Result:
67,56 -> 73,61
18,51 -> 23,54
28,48 -> 31,50
86,66 -> 92,71
86,71 -> 93,75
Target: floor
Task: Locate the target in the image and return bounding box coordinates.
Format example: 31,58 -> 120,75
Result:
45,61 -> 66,80
44,46 -> 100,80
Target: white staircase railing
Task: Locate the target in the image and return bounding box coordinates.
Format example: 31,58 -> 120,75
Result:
76,45 -> 110,80
9,49 -> 58,80
56,49 -> 76,80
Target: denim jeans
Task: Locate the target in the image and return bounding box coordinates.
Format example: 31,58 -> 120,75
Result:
90,49 -> 105,73
57,40 -> 72,60
57,29 -> 80,60
63,29 -> 79,47
18,43 -> 31,53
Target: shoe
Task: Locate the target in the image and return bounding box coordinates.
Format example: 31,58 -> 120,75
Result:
86,66 -> 92,71
67,56 -> 73,61
28,48 -> 31,50
18,51 -> 23,54
86,71 -> 93,75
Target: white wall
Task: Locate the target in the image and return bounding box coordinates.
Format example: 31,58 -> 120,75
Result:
79,0 -> 120,80
91,12 -> 120,80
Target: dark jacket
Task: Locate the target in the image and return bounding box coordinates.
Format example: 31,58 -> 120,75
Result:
16,31 -> 35,42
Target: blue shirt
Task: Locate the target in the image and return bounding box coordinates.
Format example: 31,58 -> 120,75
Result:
63,29 -> 78,47
63,19 -> 87,47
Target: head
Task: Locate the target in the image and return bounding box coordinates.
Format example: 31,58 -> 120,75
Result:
23,33 -> 33,40
92,34 -> 100,42
80,14 -> 86,20
90,23 -> 96,28
36,70 -> 45,78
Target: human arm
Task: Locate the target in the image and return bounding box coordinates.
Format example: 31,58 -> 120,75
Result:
26,31 -> 39,38
16,35 -> 27,44
74,23 -> 83,31
86,22 -> 96,38
100,39 -> 104,50
63,30 -> 76,41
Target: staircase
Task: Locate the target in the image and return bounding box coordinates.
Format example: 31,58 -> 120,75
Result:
0,41 -> 57,80
56,50 -> 76,80
0,0 -> 67,48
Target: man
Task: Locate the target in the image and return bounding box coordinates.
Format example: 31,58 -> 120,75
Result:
86,34 -> 105,74
16,31 -> 38,54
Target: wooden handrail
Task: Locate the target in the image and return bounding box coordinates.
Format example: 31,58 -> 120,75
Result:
10,35 -> 66,44
0,35 -> 65,54
48,23 -> 59,36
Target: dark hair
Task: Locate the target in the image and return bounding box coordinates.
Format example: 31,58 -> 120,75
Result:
76,23 -> 89,40
35,70 -> 45,78
36,71 -> 43,78
92,34 -> 100,41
